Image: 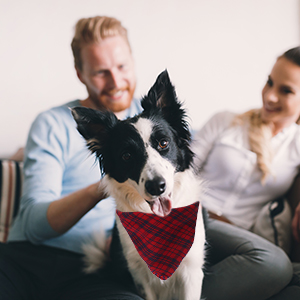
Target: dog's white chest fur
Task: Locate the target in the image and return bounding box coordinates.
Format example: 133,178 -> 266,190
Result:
106,170 -> 205,300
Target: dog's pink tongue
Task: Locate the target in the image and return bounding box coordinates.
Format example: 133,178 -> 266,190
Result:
150,197 -> 172,217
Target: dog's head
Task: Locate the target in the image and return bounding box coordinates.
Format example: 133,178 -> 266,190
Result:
72,70 -> 193,216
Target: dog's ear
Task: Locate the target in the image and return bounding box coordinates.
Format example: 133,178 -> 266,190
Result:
71,107 -> 118,156
141,70 -> 185,127
142,70 -> 194,170
141,70 -> 177,111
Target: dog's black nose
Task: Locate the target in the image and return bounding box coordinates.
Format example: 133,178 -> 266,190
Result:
145,177 -> 166,196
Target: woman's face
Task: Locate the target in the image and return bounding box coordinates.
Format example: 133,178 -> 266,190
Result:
261,57 -> 300,131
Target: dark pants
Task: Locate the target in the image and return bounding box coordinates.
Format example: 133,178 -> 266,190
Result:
1,221 -> 300,300
0,241 -> 143,300
202,219 -> 300,300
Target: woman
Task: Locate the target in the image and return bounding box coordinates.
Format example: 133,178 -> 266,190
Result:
194,47 -> 300,300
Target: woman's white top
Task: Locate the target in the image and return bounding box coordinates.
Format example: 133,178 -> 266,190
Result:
192,111 -> 300,229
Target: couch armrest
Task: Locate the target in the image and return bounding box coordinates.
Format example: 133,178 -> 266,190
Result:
0,160 -> 23,242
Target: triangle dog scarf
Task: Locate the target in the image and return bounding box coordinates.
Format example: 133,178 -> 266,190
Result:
116,201 -> 200,280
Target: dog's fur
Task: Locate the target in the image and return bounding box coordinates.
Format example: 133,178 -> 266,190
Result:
72,70 -> 205,300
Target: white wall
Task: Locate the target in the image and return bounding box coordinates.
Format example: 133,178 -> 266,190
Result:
0,0 -> 299,158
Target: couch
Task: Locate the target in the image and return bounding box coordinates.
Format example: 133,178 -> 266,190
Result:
0,159 -> 23,242
1,156 -> 299,261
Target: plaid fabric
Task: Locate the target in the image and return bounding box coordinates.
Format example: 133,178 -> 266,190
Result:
116,201 -> 199,280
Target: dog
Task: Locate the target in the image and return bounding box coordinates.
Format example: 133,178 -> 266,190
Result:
72,70 -> 205,300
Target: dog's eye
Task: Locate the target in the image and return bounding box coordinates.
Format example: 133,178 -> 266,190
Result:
158,139 -> 169,150
122,152 -> 131,161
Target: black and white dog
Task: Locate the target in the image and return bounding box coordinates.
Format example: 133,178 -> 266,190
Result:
72,70 -> 205,300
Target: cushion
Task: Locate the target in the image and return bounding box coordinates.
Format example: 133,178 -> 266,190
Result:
0,160 -> 23,242
251,197 -> 292,254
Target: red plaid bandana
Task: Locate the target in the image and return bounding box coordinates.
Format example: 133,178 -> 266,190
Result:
116,201 -> 200,280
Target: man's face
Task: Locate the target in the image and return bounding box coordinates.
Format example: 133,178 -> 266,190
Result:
77,36 -> 136,113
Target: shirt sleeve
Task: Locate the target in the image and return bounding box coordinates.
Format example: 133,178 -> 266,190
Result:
19,110 -> 69,243
192,111 -> 235,171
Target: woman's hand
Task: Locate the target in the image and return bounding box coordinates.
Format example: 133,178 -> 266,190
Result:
292,202 -> 300,243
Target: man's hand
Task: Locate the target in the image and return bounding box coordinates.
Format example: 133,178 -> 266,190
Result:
47,180 -> 108,234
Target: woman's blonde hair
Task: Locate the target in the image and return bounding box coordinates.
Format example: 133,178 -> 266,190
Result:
71,16 -> 130,71
234,46 -> 300,183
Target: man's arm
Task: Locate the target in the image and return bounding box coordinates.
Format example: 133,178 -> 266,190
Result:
47,181 -> 107,234
19,106 -> 106,244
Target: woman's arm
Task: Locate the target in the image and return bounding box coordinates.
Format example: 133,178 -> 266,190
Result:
192,111 -> 235,170
286,174 -> 300,261
286,174 -> 300,241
